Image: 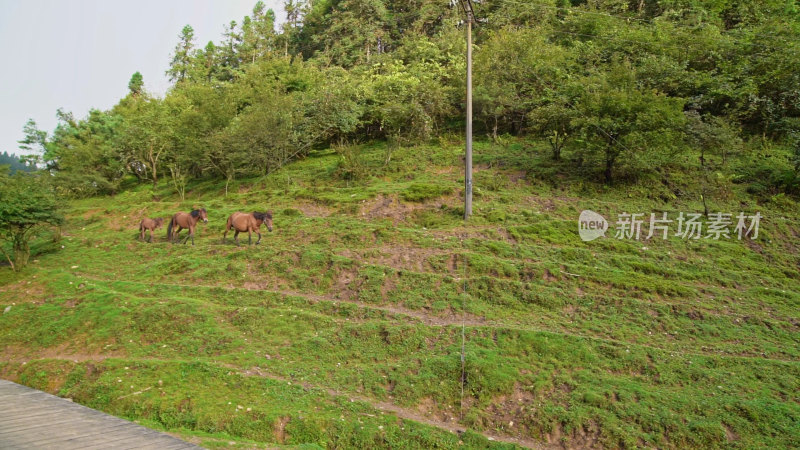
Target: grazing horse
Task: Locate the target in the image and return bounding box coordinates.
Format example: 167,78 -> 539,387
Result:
223,211 -> 273,246
167,208 -> 208,245
139,217 -> 164,242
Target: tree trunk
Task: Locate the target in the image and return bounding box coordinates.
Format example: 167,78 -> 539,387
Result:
605,151 -> 615,184
12,236 -> 29,271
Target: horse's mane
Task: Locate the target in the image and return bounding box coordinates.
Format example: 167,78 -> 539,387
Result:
190,208 -> 206,218
253,211 -> 271,221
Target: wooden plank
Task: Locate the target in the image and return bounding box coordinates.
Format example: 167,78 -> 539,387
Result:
15,423 -> 135,447
11,418 -> 136,442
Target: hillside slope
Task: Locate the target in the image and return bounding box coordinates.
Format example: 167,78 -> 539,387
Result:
1,141 -> 798,449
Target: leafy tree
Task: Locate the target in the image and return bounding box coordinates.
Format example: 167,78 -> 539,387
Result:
573,65 -> 687,183
0,169 -> 63,271
190,41 -> 220,83
529,101 -> 578,161
239,4 -> 277,64
128,71 -> 144,96
475,27 -> 573,137
167,25 -> 195,83
316,0 -> 389,67
115,96 -> 177,190
217,21 -> 243,81
686,111 -> 742,215
47,109 -> 125,196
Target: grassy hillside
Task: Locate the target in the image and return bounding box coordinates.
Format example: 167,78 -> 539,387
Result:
1,140 -> 798,449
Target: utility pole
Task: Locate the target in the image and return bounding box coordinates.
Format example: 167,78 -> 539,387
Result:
457,0 -> 477,219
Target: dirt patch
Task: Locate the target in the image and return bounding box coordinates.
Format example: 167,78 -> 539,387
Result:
81,208 -> 103,219
346,245 -> 451,274
433,167 -> 455,175
274,416 -> 291,443
542,269 -> 558,282
294,202 -> 333,218
360,194 -> 414,223
242,281 -> 265,291
414,397 -> 459,423
482,382 -> 553,446
508,170 -> 528,184
723,423 -> 739,442
0,280 -> 50,304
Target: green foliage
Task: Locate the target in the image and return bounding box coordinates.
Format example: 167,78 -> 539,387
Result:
128,72 -> 144,96
0,151 -> 34,173
0,170 -> 63,270
572,63 -> 687,183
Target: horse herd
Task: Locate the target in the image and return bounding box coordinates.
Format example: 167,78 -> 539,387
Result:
138,208 -> 273,246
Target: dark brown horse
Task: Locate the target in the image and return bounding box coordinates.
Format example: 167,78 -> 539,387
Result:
139,217 -> 164,242
167,208 -> 208,245
223,211 -> 273,246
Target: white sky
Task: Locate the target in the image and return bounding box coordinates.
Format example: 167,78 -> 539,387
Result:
0,0 -> 285,156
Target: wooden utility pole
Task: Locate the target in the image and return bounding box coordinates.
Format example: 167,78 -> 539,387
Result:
458,0 -> 476,219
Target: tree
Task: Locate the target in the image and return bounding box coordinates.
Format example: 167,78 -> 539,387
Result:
217,21 -> 243,81
528,101 -> 578,160
47,109 -> 125,196
686,111 -> 742,215
17,119 -> 50,168
0,169 -> 63,271
115,97 -> 177,190
167,25 -> 195,83
475,27 -> 574,137
573,65 -> 687,183
128,71 -> 144,96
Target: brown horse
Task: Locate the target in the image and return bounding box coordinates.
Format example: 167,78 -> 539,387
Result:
223,211 -> 273,246
139,217 -> 164,242
167,208 -> 208,245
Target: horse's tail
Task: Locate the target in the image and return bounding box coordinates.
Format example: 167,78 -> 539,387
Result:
166,216 -> 174,240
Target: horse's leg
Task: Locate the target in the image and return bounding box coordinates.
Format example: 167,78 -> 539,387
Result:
255,230 -> 262,245
234,230 -> 240,246
148,229 -> 153,243
248,229 -> 252,245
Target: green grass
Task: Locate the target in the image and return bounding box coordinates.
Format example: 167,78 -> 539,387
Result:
1,140 -> 798,448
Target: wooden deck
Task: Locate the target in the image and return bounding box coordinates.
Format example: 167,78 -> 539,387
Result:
0,379 -> 199,449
